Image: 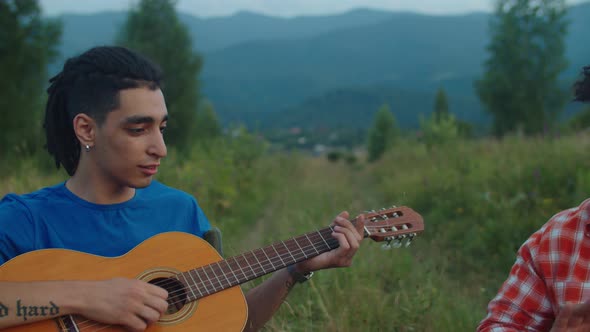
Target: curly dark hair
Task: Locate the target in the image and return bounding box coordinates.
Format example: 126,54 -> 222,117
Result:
44,46 -> 163,175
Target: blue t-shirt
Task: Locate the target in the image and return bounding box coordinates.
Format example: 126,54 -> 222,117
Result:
0,181 -> 211,265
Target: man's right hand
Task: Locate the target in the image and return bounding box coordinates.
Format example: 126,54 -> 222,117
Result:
551,301 -> 590,332
78,278 -> 169,332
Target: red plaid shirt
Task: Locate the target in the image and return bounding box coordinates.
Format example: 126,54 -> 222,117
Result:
478,198 -> 590,331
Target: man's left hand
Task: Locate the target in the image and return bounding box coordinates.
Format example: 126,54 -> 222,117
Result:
294,211 -> 365,274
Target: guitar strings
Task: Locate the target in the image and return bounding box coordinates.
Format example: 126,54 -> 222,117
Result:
126,218 -> 397,300
141,213 -> 401,296
162,232 -> 340,301
134,226 -> 340,301
147,223 -> 410,300
71,224 -> 411,331
138,222 -> 403,299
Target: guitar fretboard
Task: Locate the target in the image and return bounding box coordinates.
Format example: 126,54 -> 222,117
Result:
176,225 -> 347,302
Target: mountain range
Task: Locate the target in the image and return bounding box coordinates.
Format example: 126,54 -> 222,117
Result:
50,3 -> 590,132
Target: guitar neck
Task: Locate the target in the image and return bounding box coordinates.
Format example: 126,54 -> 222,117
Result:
177,220 -> 365,302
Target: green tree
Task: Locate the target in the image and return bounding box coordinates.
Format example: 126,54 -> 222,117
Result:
434,88 -> 450,123
0,0 -> 61,156
476,0 -> 569,136
419,113 -> 460,148
117,0 -> 204,151
367,104 -> 398,162
195,100 -> 221,140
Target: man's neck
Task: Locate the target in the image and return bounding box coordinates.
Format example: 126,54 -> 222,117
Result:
66,168 -> 135,205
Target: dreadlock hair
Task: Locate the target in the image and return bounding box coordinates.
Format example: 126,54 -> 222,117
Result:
574,65 -> 590,103
44,46 -> 163,176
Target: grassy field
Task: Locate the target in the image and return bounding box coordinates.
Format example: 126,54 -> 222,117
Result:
2,133 -> 590,331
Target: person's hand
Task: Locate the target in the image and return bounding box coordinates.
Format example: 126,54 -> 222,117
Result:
79,278 -> 168,332
551,301 -> 590,332
295,211 -> 365,273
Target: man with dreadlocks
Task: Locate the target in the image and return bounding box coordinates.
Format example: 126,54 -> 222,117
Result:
477,66 -> 590,331
0,46 -> 365,331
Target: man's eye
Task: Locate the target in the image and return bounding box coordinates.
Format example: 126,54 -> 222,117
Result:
128,128 -> 144,134
160,127 -> 167,134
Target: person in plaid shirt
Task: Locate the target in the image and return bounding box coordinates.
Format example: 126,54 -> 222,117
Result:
477,66 -> 590,331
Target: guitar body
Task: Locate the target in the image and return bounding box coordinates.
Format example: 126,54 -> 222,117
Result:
0,232 -> 248,331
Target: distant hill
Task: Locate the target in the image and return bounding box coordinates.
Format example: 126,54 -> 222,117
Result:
201,11 -> 490,128
260,84 -> 486,130
55,8 -> 396,59
50,3 -> 590,132
180,9 -> 396,52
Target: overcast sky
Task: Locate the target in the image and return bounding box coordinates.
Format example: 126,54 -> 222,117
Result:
39,0 -> 589,18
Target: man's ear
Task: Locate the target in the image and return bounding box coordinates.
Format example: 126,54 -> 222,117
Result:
72,113 -> 96,148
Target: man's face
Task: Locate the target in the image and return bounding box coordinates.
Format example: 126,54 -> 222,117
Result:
92,87 -> 168,189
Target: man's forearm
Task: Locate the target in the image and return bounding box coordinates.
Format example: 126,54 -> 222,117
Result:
243,267 -> 299,332
0,281 -> 86,329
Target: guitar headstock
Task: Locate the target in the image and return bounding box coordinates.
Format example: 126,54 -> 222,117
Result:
357,206 -> 424,249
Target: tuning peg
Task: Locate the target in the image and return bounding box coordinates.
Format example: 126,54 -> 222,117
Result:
391,226 -> 398,232
403,235 -> 414,247
381,238 -> 393,250
392,238 -> 403,248
381,215 -> 388,220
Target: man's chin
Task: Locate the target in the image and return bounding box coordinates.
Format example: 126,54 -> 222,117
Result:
129,177 -> 154,189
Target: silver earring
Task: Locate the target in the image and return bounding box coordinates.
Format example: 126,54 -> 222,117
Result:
85,144 -> 90,152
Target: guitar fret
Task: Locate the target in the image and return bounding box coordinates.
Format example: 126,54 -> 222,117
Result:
224,259 -> 240,285
261,247 -> 276,270
275,241 -> 290,265
233,255 -> 251,282
200,266 -> 215,295
207,264 -> 223,291
187,270 -> 204,298
305,233 -> 320,254
251,249 -> 267,274
293,237 -> 308,259
193,268 -> 207,297
271,244 -> 286,266
243,252 -> 258,277
179,273 -> 197,299
282,241 -> 297,264
317,229 -> 331,250
215,261 -> 232,288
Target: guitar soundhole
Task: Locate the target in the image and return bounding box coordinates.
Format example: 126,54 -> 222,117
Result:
149,277 -> 187,314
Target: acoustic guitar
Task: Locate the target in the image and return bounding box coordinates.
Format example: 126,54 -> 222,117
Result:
0,206 -> 424,331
